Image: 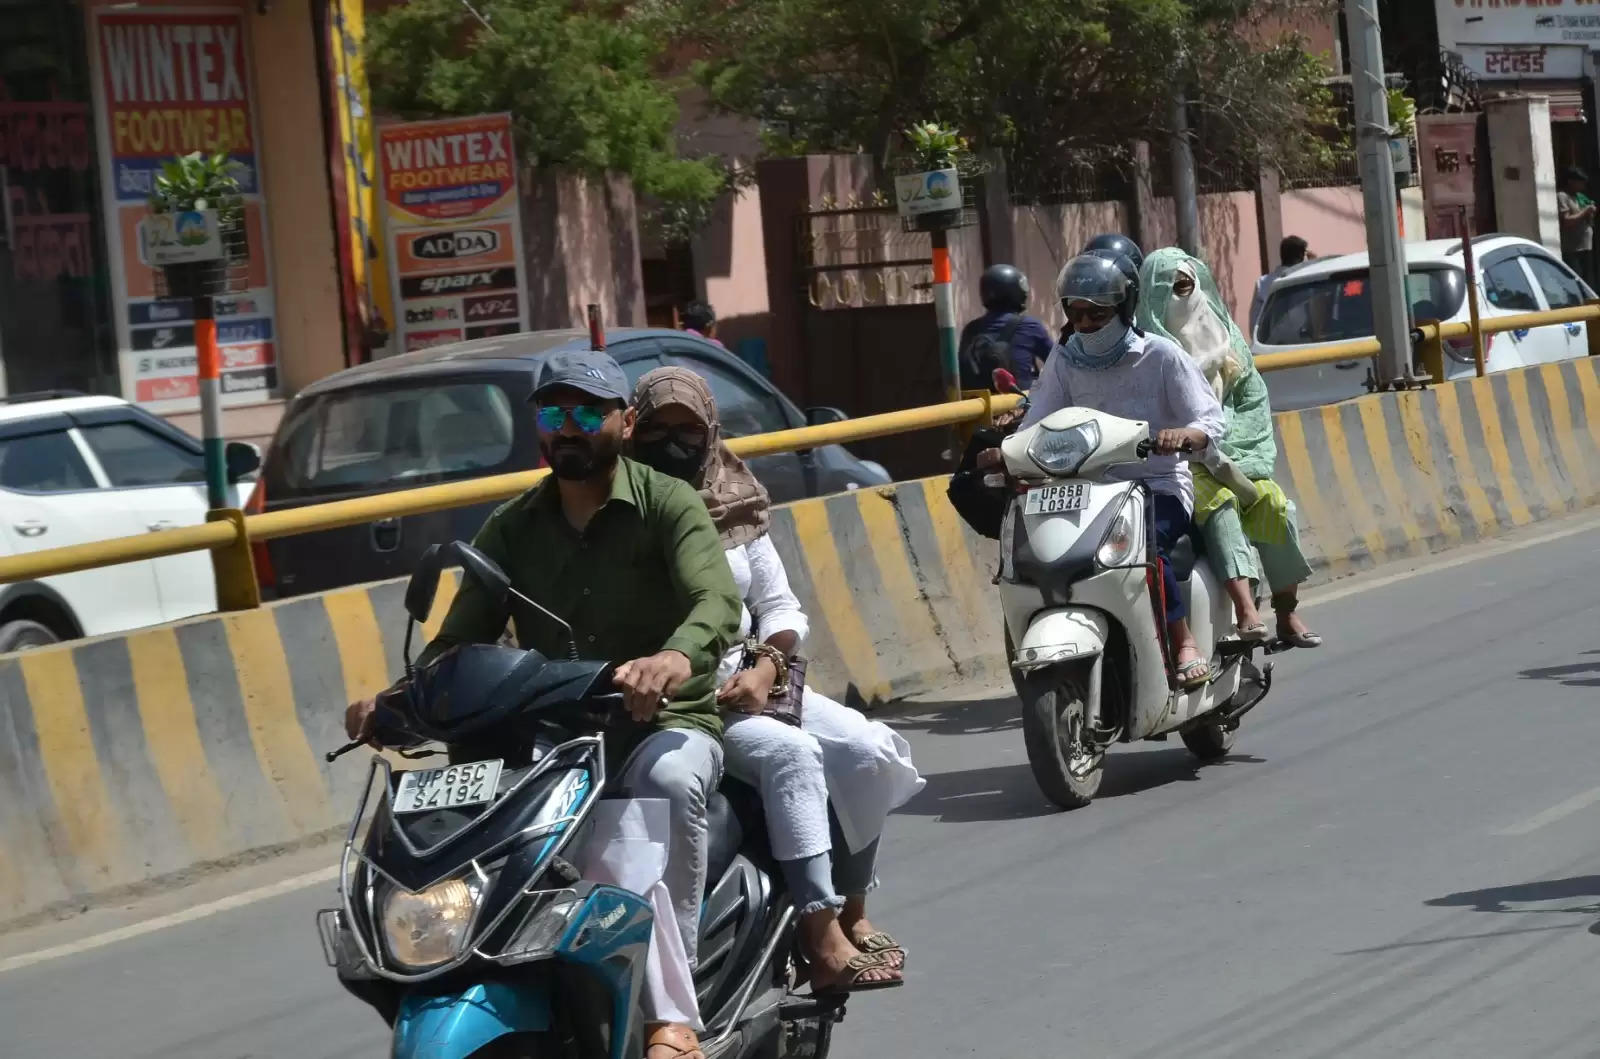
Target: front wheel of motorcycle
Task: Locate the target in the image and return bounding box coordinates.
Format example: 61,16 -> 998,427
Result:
1019,662 -> 1103,810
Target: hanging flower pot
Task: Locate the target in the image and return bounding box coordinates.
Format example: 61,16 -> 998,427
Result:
894,122 -> 970,232
142,151 -> 249,298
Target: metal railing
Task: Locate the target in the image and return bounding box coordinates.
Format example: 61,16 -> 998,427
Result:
4,297 -> 1598,614
0,393 -> 1024,609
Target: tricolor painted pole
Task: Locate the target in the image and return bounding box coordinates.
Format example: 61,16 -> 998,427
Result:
195,294 -> 228,511
931,230 -> 959,404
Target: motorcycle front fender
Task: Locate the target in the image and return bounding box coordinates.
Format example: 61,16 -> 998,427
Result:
1014,607 -> 1108,671
391,981 -> 550,1059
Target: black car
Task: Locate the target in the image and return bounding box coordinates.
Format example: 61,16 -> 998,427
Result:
256,328 -> 891,597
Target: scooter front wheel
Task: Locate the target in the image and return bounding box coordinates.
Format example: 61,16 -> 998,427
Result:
1019,662 -> 1103,810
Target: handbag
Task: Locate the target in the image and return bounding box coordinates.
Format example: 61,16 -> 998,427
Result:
740,642 -> 807,727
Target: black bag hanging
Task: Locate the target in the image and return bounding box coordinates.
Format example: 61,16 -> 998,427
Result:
946,425 -> 1010,541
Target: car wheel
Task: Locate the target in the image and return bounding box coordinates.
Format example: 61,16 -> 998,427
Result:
0,619 -> 60,653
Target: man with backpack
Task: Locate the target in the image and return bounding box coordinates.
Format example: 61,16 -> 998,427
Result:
958,264 -> 1054,392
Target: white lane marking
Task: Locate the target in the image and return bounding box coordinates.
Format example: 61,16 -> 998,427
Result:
7,511 -> 1600,970
0,865 -> 337,976
1495,786 -> 1600,837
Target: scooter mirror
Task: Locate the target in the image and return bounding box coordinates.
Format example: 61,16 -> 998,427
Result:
991,368 -> 1021,395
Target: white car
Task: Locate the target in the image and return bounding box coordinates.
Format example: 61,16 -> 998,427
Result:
1252,235 -> 1595,410
0,392 -> 260,651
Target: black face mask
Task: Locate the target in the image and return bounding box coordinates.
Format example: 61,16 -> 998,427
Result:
634,437 -> 708,484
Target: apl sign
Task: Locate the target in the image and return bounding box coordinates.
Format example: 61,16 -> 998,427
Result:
410,228 -> 499,261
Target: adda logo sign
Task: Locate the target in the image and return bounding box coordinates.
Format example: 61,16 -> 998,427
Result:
410,228 -> 499,261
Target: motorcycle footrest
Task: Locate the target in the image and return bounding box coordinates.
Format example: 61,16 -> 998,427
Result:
780,993 -> 848,1021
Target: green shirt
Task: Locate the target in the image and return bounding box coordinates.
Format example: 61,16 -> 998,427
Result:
418,457 -> 741,744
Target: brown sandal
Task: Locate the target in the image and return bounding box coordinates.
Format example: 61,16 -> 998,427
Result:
645,1022 -> 705,1059
810,951 -> 904,996
853,930 -> 907,970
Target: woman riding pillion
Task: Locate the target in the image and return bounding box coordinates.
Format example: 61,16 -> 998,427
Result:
1136,248 -> 1322,648
629,367 -> 925,994
980,252 -> 1225,690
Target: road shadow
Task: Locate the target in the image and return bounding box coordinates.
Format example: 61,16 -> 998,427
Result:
1426,875 -> 1600,917
894,747 -> 1266,823
1519,651 -> 1600,688
894,762 -> 1060,823
879,694 -> 1021,738
1100,747 -> 1266,800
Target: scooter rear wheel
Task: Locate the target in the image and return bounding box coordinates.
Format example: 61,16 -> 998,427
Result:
1019,663 -> 1103,810
1180,720 -> 1236,761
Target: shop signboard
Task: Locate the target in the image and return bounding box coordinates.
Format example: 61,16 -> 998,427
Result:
90,6 -> 279,411
1438,0 -> 1600,48
378,113 -> 528,353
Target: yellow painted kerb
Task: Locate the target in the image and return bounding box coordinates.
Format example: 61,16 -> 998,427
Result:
126,627 -> 229,860
1319,404 -> 1387,561
1354,398 -> 1424,556
788,501 -> 891,704
18,648 -> 125,886
854,487 -> 944,658
222,609 -> 330,833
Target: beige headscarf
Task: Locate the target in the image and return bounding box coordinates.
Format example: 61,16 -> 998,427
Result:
631,366 -> 771,548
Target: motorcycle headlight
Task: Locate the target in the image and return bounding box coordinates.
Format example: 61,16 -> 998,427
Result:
1096,493 -> 1144,568
1027,421 -> 1101,477
381,876 -> 482,970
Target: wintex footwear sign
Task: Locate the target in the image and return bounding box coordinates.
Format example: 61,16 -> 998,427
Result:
380,113 -> 527,354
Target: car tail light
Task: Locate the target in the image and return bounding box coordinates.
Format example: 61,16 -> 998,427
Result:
243,479 -> 275,590
1443,332 -> 1493,364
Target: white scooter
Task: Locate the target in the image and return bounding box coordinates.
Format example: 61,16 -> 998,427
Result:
995,405 -> 1273,809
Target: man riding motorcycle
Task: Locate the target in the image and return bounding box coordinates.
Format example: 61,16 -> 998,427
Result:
345,348 -> 743,1059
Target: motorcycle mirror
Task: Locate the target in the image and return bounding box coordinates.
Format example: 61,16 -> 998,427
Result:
405,543 -> 449,624
991,368 -> 1021,395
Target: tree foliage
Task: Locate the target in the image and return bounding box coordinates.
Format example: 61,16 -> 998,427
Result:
365,0 -> 728,240
673,0 -> 1343,186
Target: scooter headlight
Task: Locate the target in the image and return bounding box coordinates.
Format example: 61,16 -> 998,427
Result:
1028,421 -> 1101,477
1096,492 -> 1144,568
381,876 -> 481,969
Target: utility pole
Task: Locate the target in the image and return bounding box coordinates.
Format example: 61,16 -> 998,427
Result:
1345,0 -> 1412,389
1171,90 -> 1202,258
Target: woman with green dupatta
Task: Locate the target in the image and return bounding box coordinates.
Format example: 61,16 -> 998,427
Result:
1136,247 -> 1322,649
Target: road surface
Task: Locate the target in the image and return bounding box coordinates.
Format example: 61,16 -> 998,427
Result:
5,514 -> 1600,1057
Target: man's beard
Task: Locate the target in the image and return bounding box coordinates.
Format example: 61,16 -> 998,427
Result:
542,433 -> 620,481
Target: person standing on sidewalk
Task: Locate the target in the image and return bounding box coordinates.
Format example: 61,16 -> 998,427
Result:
1558,169 -> 1597,289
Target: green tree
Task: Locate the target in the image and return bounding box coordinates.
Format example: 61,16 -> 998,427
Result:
675,0 -> 1341,184
365,0 -> 728,239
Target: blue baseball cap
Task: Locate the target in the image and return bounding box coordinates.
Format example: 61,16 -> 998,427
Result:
531,349 -> 629,404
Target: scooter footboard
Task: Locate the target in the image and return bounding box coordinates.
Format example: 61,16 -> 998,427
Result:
392,982 -> 551,1059
1013,607 -> 1109,670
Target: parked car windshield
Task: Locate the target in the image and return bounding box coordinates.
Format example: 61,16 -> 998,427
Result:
1257,266 -> 1467,346
276,381 -> 516,492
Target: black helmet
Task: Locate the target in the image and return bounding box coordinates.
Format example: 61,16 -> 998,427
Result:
979,264 -> 1030,312
1082,233 -> 1144,273
1057,252 -> 1140,325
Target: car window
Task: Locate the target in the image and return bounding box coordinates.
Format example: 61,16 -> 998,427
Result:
279,381 -> 516,492
660,352 -> 790,438
1483,259 -> 1541,312
0,430 -> 97,493
79,422 -> 205,487
1524,255 -> 1588,310
1258,267 -> 1466,346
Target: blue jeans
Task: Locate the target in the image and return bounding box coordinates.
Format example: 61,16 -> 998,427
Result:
1152,493 -> 1193,625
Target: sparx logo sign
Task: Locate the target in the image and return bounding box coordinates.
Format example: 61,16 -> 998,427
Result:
411,228 -> 499,261
402,268 -> 516,298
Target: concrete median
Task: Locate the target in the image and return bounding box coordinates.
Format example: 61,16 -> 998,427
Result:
4,356 -> 1600,930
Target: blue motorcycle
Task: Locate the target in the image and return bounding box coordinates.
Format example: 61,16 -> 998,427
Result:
317,541 -> 844,1058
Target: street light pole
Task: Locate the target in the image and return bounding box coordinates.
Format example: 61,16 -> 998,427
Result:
1344,0 -> 1413,389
